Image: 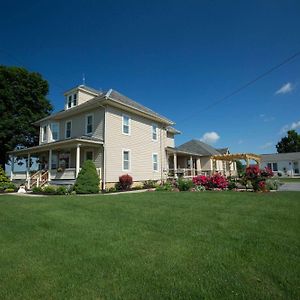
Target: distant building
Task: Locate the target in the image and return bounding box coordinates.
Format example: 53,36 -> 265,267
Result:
260,152 -> 300,177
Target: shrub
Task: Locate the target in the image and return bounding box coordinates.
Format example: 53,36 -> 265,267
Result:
228,180 -> 237,190
177,179 -> 194,191
0,166 -> 9,183
244,166 -> 274,192
266,179 -> 282,191
132,185 -> 143,190
4,188 -> 15,193
43,186 -> 57,194
193,173 -> 228,190
56,186 -> 68,195
143,180 -> 157,189
156,182 -> 173,191
74,160 -> 100,194
117,174 -> 133,191
108,186 -> 117,193
32,186 -> 43,194
0,182 -> 16,192
192,185 -> 206,192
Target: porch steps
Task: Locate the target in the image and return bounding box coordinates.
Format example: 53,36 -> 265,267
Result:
48,179 -> 76,186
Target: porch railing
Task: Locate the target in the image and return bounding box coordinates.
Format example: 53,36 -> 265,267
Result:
167,169 -> 210,178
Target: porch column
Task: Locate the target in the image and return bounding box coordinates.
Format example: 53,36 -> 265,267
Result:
48,149 -> 52,182
190,156 -> 193,176
10,155 -> 14,181
173,153 -> 177,178
76,144 -> 81,177
26,153 -> 30,189
196,158 -> 201,175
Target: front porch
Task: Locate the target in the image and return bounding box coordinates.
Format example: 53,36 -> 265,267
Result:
166,147 -> 237,178
9,138 -> 103,189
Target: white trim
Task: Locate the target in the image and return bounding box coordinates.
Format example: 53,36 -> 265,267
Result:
85,113 -> 94,135
122,114 -> 131,136
65,120 -> 72,139
122,149 -> 131,172
42,124 -> 47,143
152,123 -> 158,141
152,153 -> 159,172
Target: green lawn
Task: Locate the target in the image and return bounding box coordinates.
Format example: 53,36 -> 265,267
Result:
278,177 -> 300,183
0,192 -> 299,299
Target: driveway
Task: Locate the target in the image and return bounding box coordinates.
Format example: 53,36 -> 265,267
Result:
279,183 -> 300,191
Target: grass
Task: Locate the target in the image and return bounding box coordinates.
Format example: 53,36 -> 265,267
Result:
0,192 -> 299,299
278,177 -> 300,183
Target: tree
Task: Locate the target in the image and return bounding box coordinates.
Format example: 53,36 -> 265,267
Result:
276,130 -> 300,153
74,160 -> 100,194
235,160 -> 245,176
0,66 -> 53,169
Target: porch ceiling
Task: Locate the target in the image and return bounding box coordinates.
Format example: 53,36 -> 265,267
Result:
166,146 -> 201,157
8,137 -> 103,156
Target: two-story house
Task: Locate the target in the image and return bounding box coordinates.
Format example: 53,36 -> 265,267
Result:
9,84 -> 237,190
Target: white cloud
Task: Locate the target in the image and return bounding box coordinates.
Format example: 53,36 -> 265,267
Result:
200,131 -> 220,145
260,142 -> 273,149
291,121 -> 300,130
237,139 -> 244,145
259,114 -> 275,122
275,82 -> 294,95
279,120 -> 300,135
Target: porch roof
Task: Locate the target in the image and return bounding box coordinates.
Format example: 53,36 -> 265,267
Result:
166,146 -> 202,157
8,137 -> 103,156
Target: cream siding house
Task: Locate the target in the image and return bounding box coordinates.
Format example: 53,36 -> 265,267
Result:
9,84 -> 235,189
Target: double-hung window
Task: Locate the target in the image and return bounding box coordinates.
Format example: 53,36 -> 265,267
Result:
73,94 -> 77,106
152,153 -> 158,171
86,114 -> 93,135
42,125 -> 47,142
50,123 -> 59,141
123,150 -> 130,171
65,121 -> 72,139
68,95 -> 72,109
152,124 -> 158,141
122,115 -> 130,135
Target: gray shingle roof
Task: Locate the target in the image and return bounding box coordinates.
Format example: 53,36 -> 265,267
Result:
261,152 -> 300,161
106,89 -> 174,124
216,148 -> 229,154
177,140 -> 221,156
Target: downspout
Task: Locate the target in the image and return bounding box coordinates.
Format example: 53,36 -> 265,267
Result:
103,105 -> 107,190
160,125 -> 164,183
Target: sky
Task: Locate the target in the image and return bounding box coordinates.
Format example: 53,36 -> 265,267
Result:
1,0 -> 300,155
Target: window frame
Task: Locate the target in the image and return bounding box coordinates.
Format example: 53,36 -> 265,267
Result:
85,113 -> 94,135
67,95 -> 72,109
152,153 -> 159,172
122,114 -> 131,135
42,125 -> 47,142
152,123 -> 158,141
85,149 -> 94,161
73,93 -> 77,106
122,149 -> 131,172
65,120 -> 72,139
50,122 -> 60,141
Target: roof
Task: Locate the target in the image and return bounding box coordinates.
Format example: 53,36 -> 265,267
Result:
177,139 -> 221,156
106,89 -> 174,124
37,85 -> 174,125
166,126 -> 181,135
261,152 -> 300,161
216,148 -> 229,154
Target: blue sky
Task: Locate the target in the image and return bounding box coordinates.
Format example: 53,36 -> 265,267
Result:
1,0 -> 300,154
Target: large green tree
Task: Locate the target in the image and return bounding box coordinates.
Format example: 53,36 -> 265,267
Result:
276,130 -> 300,153
0,66 -> 53,168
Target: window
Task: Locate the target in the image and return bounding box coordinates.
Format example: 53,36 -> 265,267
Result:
65,121 -> 72,138
122,115 -> 130,135
267,163 -> 272,170
123,150 -> 130,171
68,95 -> 72,108
50,123 -> 59,141
42,125 -> 47,142
86,114 -> 93,134
73,93 -> 77,106
152,124 -> 158,141
86,151 -> 93,161
152,153 -> 158,171
51,153 -> 58,169
272,163 -> 278,171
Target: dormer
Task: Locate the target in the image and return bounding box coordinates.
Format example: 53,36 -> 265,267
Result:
63,85 -> 100,110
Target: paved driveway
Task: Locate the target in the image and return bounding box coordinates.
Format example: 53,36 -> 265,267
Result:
279,183 -> 300,191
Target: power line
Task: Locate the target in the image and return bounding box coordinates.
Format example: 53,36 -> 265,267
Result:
177,50 -> 300,125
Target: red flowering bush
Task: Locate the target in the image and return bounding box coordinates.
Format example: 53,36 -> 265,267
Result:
244,166 -> 273,191
193,173 -> 228,190
117,174 -> 133,191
